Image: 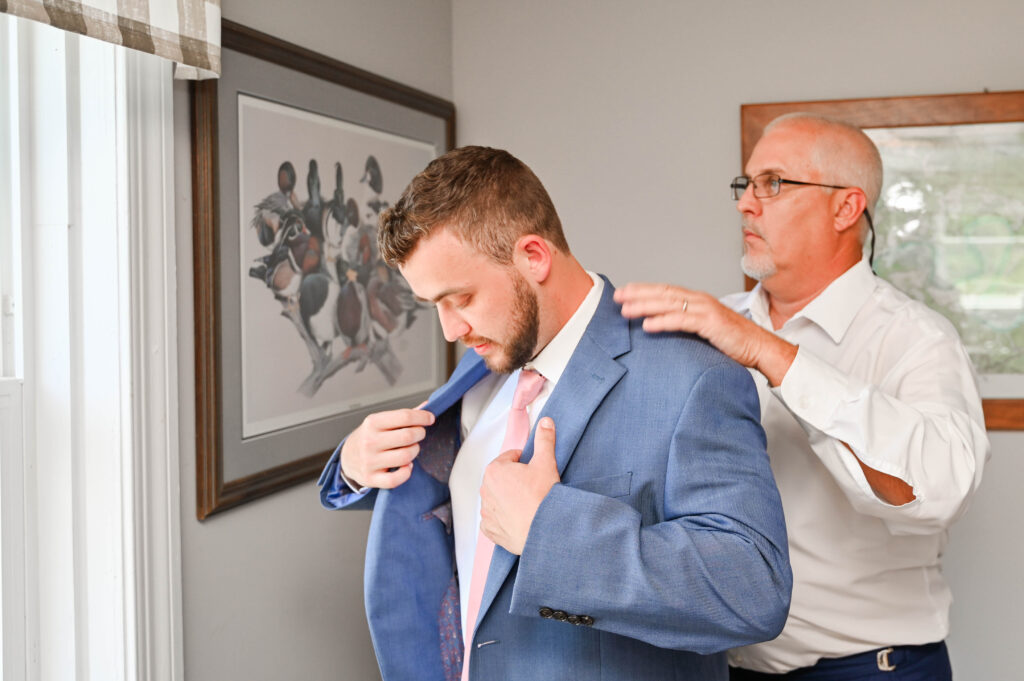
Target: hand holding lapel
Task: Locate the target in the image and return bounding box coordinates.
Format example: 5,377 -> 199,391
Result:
479,417 -> 559,555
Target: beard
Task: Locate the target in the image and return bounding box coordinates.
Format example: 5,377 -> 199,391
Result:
740,221 -> 777,281
740,251 -> 777,281
465,271 -> 540,374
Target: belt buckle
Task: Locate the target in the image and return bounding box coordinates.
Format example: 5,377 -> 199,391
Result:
876,647 -> 897,672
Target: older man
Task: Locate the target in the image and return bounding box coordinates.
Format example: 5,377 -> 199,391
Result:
617,113 -> 990,680
319,146 -> 791,681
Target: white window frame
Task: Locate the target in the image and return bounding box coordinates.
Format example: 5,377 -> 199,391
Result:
0,14 -> 183,681
0,379 -> 26,681
0,15 -> 27,681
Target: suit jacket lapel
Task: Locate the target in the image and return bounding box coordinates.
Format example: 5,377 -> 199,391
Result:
426,350 -> 491,417
477,278 -> 630,627
417,351 -> 490,486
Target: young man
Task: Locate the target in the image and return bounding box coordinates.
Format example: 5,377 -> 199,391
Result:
320,146 -> 791,681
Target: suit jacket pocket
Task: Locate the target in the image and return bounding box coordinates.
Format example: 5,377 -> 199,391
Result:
568,471 -> 632,498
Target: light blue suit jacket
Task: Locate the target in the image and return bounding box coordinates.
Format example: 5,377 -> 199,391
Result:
319,279 -> 791,681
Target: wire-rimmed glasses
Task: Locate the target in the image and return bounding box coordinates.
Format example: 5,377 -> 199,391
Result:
730,173 -> 876,267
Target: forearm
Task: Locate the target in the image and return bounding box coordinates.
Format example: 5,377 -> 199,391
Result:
847,442 -> 915,505
510,485 -> 790,654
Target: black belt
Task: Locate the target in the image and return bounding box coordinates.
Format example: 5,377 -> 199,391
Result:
731,641 -> 948,678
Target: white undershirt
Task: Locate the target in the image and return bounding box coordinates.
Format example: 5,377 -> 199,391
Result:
450,272 -> 603,644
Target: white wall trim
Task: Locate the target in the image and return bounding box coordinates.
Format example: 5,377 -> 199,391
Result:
21,20 -> 73,680
124,49 -> 184,681
0,17 -> 20,379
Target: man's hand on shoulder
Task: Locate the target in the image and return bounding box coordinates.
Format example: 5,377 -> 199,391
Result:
615,282 -> 797,386
480,417 -> 560,555
340,408 -> 435,489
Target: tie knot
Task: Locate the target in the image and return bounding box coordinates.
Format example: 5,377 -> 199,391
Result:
512,368 -> 546,410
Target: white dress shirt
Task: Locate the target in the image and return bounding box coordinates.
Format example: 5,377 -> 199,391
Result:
724,259 -> 990,673
450,272 -> 604,645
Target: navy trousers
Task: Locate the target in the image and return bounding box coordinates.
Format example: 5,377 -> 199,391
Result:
729,642 -> 952,681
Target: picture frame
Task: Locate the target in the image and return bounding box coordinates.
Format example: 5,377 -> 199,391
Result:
740,90 -> 1024,430
191,20 -> 456,519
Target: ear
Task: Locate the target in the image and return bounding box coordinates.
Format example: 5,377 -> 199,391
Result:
832,188 -> 868,234
513,234 -> 553,284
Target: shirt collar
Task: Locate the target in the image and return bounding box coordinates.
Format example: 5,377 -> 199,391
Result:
526,271 -> 603,385
796,259 -> 877,343
733,259 -> 877,344
733,285 -> 770,326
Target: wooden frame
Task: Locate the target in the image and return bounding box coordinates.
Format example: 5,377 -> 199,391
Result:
741,90 -> 1024,430
191,20 -> 456,519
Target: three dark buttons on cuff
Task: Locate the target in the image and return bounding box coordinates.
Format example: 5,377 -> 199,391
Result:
539,607 -> 594,626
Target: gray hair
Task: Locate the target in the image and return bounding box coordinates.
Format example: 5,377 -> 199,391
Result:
765,112 -> 883,227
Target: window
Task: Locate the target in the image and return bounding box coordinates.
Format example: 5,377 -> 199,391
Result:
0,13 -> 182,680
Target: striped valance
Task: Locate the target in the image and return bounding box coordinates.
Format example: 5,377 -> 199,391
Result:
0,0 -> 220,78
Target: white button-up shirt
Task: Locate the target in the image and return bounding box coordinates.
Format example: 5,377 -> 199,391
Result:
725,259 -> 990,673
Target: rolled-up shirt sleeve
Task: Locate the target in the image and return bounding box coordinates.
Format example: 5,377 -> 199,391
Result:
773,337 -> 989,535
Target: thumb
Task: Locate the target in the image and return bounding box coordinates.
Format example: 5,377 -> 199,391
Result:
494,448 -> 523,463
528,417 -> 557,469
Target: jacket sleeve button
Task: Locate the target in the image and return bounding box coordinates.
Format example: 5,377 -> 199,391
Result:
578,615 -> 595,626
539,607 -> 554,619
552,610 -> 568,621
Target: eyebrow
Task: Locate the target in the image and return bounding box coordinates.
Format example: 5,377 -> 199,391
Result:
745,167 -> 785,177
414,287 -> 467,305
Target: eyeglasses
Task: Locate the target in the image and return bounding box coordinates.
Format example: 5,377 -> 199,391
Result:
730,173 -> 877,268
730,173 -> 847,200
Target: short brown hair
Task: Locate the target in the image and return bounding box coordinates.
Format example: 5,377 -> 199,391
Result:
378,146 -> 569,266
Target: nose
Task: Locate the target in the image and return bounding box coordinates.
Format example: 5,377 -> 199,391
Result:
436,305 -> 469,343
736,183 -> 760,216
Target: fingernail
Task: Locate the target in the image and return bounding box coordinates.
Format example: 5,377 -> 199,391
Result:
540,417 -> 553,429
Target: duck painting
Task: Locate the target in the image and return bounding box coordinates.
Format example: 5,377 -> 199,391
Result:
250,161 -> 299,246
246,154 -> 426,396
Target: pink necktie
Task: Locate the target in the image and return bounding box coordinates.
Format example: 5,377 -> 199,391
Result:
461,368 -> 546,681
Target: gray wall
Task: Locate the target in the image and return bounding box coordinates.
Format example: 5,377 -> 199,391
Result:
174,2 -> 451,680
174,1 -> 1023,679
451,1 -> 1024,678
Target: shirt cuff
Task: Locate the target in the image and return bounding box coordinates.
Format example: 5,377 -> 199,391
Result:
338,467 -> 371,495
772,346 -> 917,508
773,346 -> 850,430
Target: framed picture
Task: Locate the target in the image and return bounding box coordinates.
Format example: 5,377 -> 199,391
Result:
191,20 -> 456,519
741,90 -> 1024,430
